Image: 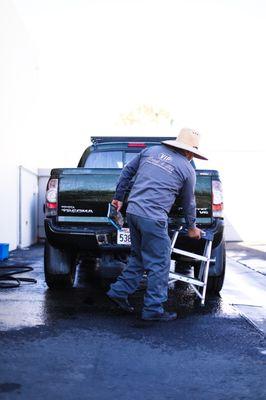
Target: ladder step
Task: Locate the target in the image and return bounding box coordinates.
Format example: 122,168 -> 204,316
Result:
169,272 -> 205,287
170,231 -> 213,306
171,248 -> 209,262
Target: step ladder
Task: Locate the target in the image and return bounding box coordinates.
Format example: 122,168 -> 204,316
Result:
169,229 -> 214,306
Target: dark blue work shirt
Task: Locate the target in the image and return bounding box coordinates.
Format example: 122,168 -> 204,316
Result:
114,144 -> 197,228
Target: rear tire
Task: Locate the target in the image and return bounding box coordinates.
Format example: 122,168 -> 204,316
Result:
44,241 -> 77,289
207,241 -> 226,294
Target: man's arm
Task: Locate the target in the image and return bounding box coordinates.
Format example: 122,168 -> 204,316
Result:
112,152 -> 142,211
180,170 -> 202,239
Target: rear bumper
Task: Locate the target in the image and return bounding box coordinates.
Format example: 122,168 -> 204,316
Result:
44,218 -> 131,255
45,217 -> 224,256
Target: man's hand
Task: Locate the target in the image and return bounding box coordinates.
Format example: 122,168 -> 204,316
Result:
188,227 -> 202,240
111,199 -> 123,212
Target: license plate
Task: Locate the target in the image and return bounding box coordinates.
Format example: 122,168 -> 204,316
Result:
117,228 -> 131,245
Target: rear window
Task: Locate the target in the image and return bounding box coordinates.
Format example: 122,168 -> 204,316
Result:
84,149 -> 197,171
125,152 -> 138,165
84,151 -> 138,168
84,151 -> 123,168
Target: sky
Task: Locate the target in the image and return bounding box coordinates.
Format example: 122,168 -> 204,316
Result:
8,0 -> 266,166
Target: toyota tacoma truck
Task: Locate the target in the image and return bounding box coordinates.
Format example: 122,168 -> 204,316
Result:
44,136 -> 225,293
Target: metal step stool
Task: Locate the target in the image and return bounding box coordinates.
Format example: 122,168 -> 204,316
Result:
169,229 -> 214,306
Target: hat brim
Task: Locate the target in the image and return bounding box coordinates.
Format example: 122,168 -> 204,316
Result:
162,140 -> 208,160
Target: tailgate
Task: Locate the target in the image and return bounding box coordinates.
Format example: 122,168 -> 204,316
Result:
57,169 -> 120,223
56,169 -> 213,225
169,173 -> 213,226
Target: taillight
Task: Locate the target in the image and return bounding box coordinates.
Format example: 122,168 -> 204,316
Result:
212,180 -> 223,217
45,178 -> 58,216
127,143 -> 146,148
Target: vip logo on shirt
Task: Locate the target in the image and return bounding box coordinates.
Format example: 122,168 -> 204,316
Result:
159,153 -> 172,162
147,156 -> 175,173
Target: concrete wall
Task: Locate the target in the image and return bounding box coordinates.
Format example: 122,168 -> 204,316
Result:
0,165 -> 38,251
0,1 -> 39,250
18,166 -> 38,248
0,166 -> 19,251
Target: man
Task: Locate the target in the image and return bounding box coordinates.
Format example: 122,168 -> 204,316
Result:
107,128 -> 208,321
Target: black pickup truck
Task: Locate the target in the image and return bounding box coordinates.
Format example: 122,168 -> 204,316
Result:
44,136 -> 225,294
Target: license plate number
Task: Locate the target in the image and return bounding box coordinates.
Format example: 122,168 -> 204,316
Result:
117,228 -> 131,245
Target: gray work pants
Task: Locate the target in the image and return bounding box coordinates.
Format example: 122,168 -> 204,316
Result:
107,212 -> 171,317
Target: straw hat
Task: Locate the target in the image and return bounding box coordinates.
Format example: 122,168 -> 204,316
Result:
162,128 -> 208,160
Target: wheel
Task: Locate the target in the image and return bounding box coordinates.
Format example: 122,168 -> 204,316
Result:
194,240 -> 226,295
207,241 -> 226,294
44,240 -> 77,289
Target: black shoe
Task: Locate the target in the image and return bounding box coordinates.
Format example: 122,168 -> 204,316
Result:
107,294 -> 134,313
141,311 -> 177,321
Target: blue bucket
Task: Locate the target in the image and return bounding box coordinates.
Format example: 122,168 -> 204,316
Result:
0,243 -> 9,261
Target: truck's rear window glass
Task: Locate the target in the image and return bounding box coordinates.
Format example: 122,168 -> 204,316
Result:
84,151 -> 123,168
84,151 -> 140,168
125,152 -> 138,165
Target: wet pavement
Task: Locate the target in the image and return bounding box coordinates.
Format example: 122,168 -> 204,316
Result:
226,242 -> 266,275
0,244 -> 266,399
224,242 -> 266,335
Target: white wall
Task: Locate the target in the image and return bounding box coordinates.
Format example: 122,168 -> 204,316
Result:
0,167 -> 19,250
19,166 -> 38,248
0,0 -> 39,250
196,151 -> 266,243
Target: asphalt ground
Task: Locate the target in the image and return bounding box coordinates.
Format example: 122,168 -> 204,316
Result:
0,243 -> 266,400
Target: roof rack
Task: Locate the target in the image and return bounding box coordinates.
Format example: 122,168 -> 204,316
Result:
91,136 -> 176,144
